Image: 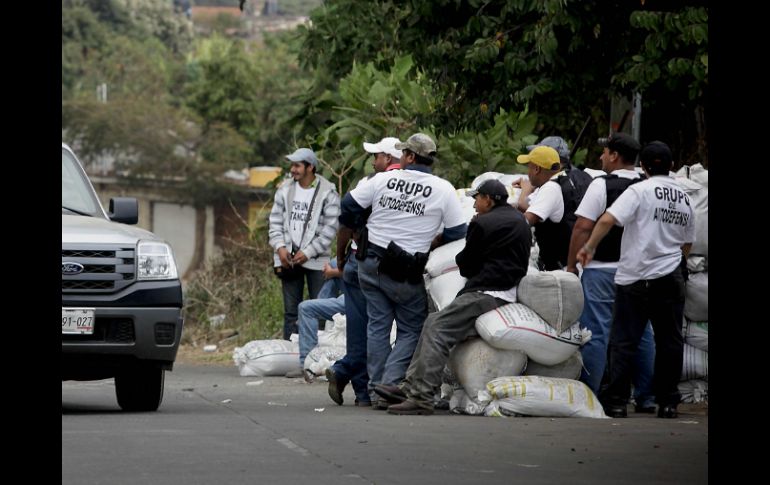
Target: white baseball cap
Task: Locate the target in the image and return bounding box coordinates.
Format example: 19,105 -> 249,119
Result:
363,137 -> 403,159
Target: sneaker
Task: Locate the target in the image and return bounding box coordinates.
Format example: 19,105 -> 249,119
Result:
354,399 -> 372,407
325,368 -> 346,405
657,405 -> 678,419
373,398 -> 390,410
387,399 -> 434,416
374,384 -> 407,404
285,368 -> 304,378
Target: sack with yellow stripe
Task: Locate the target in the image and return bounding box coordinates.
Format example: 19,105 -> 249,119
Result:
479,376 -> 608,419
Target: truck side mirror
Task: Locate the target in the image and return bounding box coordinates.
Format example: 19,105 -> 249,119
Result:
109,197 -> 139,224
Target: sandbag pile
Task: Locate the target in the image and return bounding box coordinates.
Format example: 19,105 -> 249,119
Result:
674,163 -> 708,403
445,271 -> 590,416
233,339 -> 299,377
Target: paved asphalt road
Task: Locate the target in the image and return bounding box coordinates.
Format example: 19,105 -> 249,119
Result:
62,363 -> 707,485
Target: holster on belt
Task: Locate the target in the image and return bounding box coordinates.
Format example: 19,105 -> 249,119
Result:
355,226 -> 369,261
379,241 -> 428,284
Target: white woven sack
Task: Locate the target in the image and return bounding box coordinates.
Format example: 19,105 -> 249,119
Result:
449,388 -> 487,416
303,345 -> 347,377
448,338 -> 527,401
232,339 -> 299,377
317,313 -> 347,347
684,271 -> 708,322
676,163 -> 708,189
673,175 -> 708,257
679,379 -> 708,403
687,255 -> 707,273
681,343 -> 708,381
517,271 -> 584,333
425,239 -> 466,277
683,319 -> 708,352
476,303 -> 590,365
524,351 -> 584,380
479,376 -> 607,418
426,270 -> 467,311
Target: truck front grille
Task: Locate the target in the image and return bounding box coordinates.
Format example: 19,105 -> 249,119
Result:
62,245 -> 136,294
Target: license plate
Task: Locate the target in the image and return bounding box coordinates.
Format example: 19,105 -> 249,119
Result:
62,308 -> 95,335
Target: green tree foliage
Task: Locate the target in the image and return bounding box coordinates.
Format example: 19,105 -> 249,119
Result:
299,0 -> 708,162
294,55 -> 537,192
185,33 -> 312,166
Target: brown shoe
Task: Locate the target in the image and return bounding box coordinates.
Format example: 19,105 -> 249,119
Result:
374,384 -> 407,404
387,399 -> 434,416
325,368 -> 346,405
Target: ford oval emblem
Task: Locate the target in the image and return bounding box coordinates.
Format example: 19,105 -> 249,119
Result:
62,262 -> 84,275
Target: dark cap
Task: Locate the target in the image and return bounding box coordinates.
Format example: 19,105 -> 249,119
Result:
466,179 -> 509,202
598,132 -> 641,161
639,141 -> 673,174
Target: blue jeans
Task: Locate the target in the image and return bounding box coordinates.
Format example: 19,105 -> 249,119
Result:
331,253 -> 372,402
358,246 -> 428,394
281,269 -> 325,340
317,259 -> 344,300
297,294 -> 346,367
579,268 -> 655,400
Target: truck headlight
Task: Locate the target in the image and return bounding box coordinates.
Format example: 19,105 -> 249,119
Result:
137,241 -> 179,280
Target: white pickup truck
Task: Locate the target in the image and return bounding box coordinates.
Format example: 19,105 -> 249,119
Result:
62,143 -> 184,411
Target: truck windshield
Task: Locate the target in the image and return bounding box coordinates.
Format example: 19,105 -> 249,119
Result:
62,148 -> 103,218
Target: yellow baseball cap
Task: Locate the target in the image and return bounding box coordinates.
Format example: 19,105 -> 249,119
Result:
516,146 -> 560,170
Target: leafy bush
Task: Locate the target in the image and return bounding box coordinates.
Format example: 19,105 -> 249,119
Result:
183,231 -> 285,347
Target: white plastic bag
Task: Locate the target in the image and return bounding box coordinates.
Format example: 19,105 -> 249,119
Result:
480,376 -> 607,418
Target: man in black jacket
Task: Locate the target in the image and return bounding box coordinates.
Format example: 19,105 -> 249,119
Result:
375,179 -> 532,415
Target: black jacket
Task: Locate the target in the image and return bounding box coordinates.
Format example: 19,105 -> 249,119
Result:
455,204 -> 532,296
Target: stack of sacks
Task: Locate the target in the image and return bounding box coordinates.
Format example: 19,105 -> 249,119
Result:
233,339 -> 299,377
674,163 -> 708,403
303,313 -> 347,378
447,338 -> 527,415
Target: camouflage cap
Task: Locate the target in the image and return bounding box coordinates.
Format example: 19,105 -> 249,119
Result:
527,136 -> 570,161
395,133 -> 437,159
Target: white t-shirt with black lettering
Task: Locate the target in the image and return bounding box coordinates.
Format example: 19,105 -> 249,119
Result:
350,169 -> 465,254
607,176 -> 696,285
290,183 -> 316,249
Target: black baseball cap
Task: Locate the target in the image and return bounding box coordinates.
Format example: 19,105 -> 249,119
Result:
640,141 -> 673,167
467,179 -> 508,201
598,132 -> 641,161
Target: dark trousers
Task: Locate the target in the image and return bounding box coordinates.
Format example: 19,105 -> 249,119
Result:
281,268 -> 324,340
602,268 -> 685,408
331,253 -> 372,402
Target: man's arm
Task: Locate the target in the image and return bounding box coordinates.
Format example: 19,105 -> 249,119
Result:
681,242 -> 693,258
576,212 -> 617,267
336,225 -> 354,270
566,216 -> 596,274
512,178 -> 534,213
268,189 -> 292,267
431,223 -> 468,250
455,221 -> 483,278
